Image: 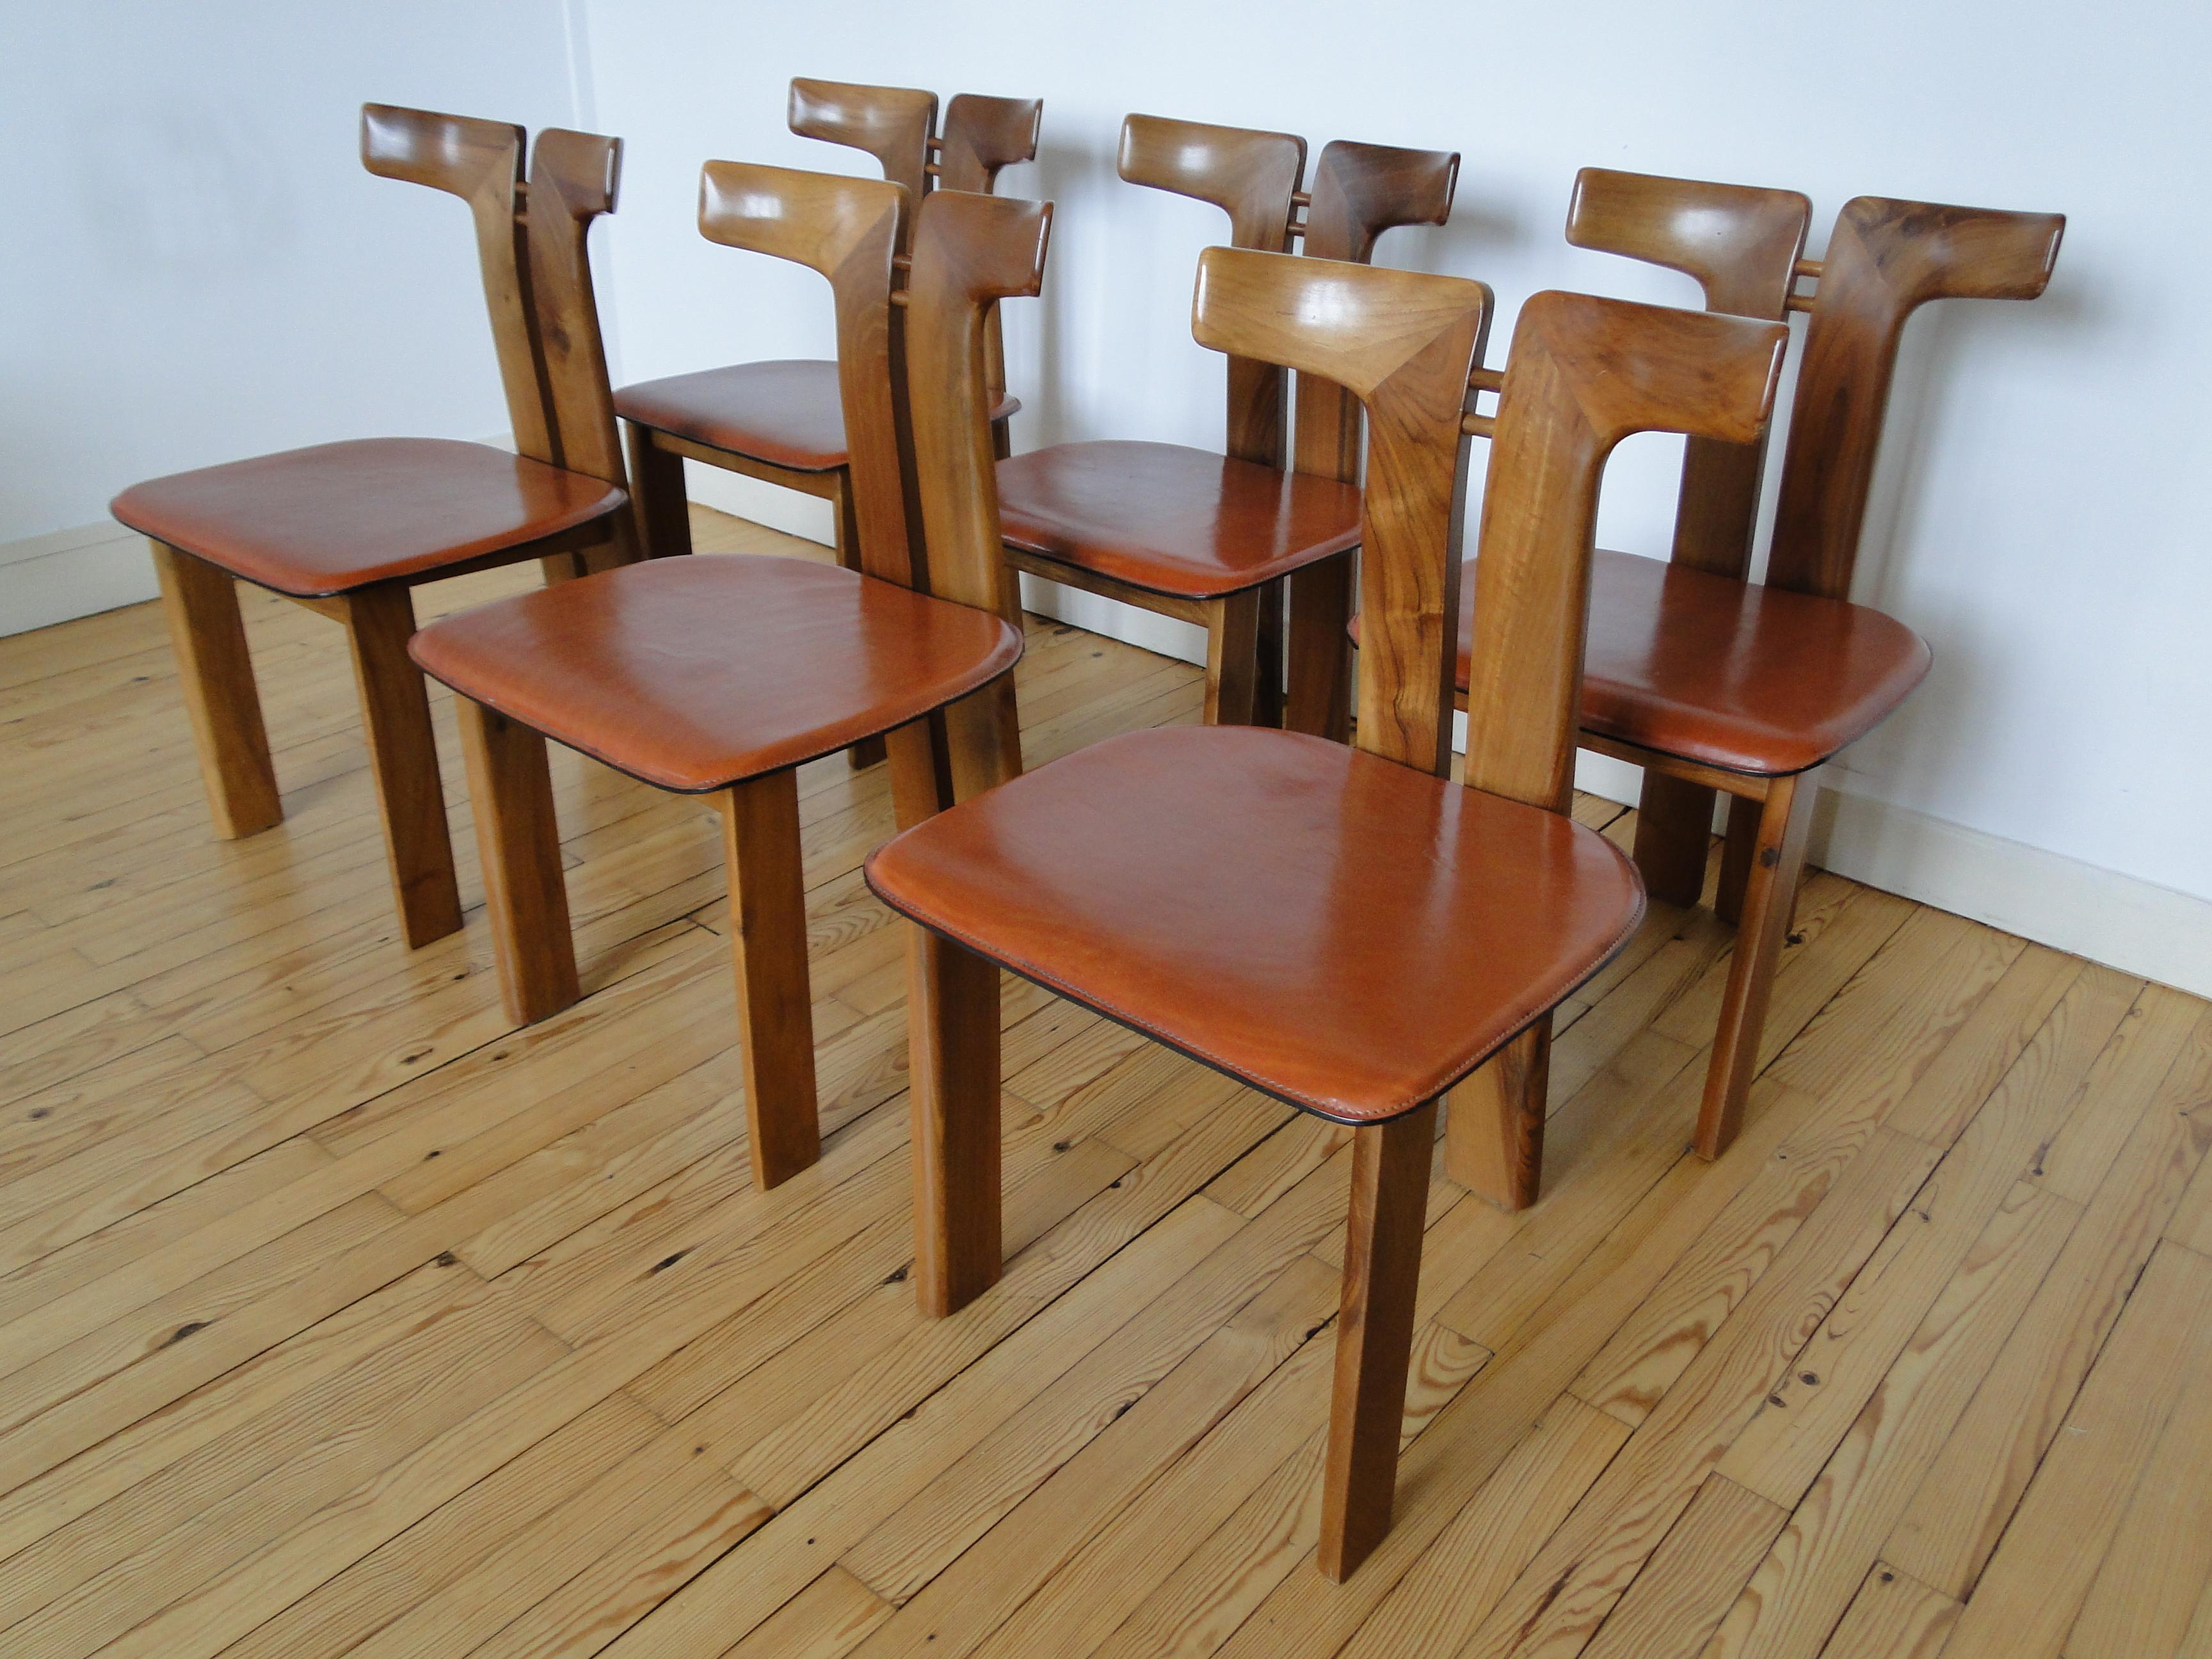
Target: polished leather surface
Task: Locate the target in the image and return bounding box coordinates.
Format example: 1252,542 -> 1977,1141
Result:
866,726 -> 1644,1123
996,440 -> 1364,599
412,556 -> 1023,793
1349,547 -> 1934,778
110,438 -> 626,598
615,359 -> 1021,473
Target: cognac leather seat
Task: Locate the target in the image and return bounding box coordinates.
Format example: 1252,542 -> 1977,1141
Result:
995,440 -> 1365,600
866,725 -> 1643,1123
616,359 -> 1022,475
411,556 -> 1023,793
109,438 -> 629,599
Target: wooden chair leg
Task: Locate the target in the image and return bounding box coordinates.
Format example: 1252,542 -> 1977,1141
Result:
341,584 -> 463,949
1441,1017 -> 1551,1210
1285,557 -> 1354,742
830,469 -> 889,773
1715,793 -> 1763,925
1632,770 -> 1717,908
1203,589 -> 1262,726
990,413 -> 1013,463
908,924 -> 1004,1317
457,699 -> 579,1025
1318,1100 -> 1437,1582
1253,579 -> 1287,728
942,675 -> 1023,803
149,540 -> 281,839
1696,770 -> 1816,1160
625,421 -> 694,559
718,769 -> 821,1189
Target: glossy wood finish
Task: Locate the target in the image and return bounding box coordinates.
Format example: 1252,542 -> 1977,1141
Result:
1767,198 -> 2064,601
456,698 -> 579,1025
720,769 -> 822,1189
789,77 -> 938,216
1566,170 -> 1811,908
885,251 -> 1787,1585
127,107 -> 632,951
148,540 -> 280,839
1286,140 -> 1461,742
1444,293 -> 1790,1216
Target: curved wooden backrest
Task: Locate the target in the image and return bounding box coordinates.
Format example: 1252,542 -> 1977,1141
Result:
361,105 -> 546,460
1466,294 -> 1788,813
699,163 -> 915,591
1567,168 -> 1811,579
1121,115 -> 1307,466
361,106 -> 629,517
903,190 -> 1053,622
1765,196 -> 2064,599
789,78 -> 938,212
526,130 -> 626,490
1294,140 -> 1461,485
1194,248 -> 1489,775
938,95 -> 1042,194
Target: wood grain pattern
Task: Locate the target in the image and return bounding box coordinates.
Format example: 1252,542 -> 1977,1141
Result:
0,502 -> 2201,1659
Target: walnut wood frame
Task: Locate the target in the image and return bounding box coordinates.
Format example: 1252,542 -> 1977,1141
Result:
619,81 -> 1039,769
901,245 -> 1786,1582
1002,120 -> 1457,733
1442,176 -> 2065,1206
144,107 -> 634,950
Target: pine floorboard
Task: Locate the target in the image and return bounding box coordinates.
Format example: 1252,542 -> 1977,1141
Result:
1,506 -> 2208,1657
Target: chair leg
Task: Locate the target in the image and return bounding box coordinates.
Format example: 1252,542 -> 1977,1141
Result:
1696,771 -> 1816,1160
830,470 -> 888,773
1253,579 -> 1287,728
1632,771 -> 1717,908
990,413 -> 1013,463
909,925 -> 1003,1317
456,698 -> 579,1025
150,541 -> 281,839
942,675 -> 1024,803
1441,1017 -> 1551,1210
341,585 -> 463,949
1715,793 -> 1763,925
625,421 -> 694,559
1203,590 -> 1263,726
1285,557 -> 1354,742
1318,1100 -> 1438,1582
717,769 -> 821,1189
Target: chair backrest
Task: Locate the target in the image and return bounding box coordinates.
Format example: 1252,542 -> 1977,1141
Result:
1293,140 -> 1461,485
698,163 -> 916,592
1566,167 -> 1810,579
789,78 -> 938,210
938,95 -> 1043,194
1193,253 -> 1788,803
902,190 -> 1054,626
1119,115 -> 1307,467
361,106 -> 627,495
1765,196 -> 2064,599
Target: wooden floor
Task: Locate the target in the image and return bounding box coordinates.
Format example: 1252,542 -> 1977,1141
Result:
2,508 -> 2210,1659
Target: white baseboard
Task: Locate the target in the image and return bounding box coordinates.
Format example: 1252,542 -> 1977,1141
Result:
0,522 -> 156,638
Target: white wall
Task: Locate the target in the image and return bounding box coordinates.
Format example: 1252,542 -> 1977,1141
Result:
8,1 -> 2206,993
577,0 -> 2212,993
0,0 -> 602,629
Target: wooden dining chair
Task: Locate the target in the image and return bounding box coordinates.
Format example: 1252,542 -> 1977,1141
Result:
995,119 -> 1457,728
411,173 -> 1047,1190
110,106 -> 637,950
867,251 -> 1787,1578
1432,175 -> 2065,1209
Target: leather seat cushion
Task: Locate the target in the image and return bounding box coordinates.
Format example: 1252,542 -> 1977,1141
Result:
110,438 -> 626,598
616,359 -> 1020,474
866,725 -> 1643,1124
996,440 -> 1363,600
412,555 -> 1023,793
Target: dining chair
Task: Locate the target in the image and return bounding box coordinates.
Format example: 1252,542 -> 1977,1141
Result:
110,106 -> 636,950
867,251 -> 1788,1578
1433,176 -> 2065,1208
411,173 -> 1047,1190
994,118 -> 1457,729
